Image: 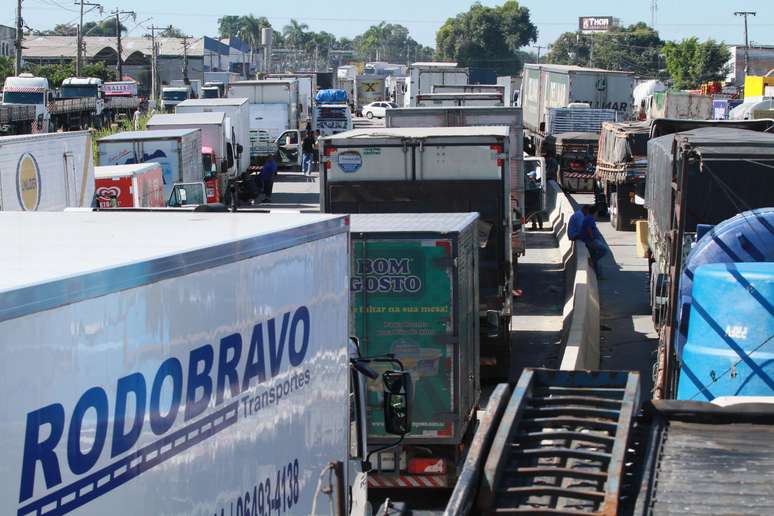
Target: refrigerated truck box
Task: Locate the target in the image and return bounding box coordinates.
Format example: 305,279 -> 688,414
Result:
405,63 -> 469,107
350,213 -> 479,485
385,106 -> 526,257
0,131 -> 94,211
96,128 -> 202,198
94,163 -> 165,208
176,97 -> 251,174
322,126 -> 512,378
228,79 -> 300,148
0,211 -> 353,516
521,63 -> 635,135
146,112 -> 232,175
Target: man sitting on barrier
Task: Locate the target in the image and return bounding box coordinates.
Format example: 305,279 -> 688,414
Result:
568,204 -> 607,278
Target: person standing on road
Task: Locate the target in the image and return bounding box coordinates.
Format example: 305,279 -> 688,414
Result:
302,130 -> 316,176
258,155 -> 278,203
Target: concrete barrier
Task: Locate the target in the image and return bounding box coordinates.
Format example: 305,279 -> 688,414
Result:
543,181 -> 600,370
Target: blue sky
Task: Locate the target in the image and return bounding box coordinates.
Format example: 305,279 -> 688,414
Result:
8,0 -> 774,48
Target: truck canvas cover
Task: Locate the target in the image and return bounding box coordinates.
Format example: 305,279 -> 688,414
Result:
595,121 -> 650,183
350,213 -> 479,445
645,127 -> 774,236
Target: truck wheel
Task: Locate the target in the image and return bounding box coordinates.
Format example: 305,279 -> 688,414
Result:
366,111 -> 374,120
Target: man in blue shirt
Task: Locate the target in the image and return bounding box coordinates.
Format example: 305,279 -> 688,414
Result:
258,155 -> 278,203
579,204 -> 607,277
567,205 -> 589,241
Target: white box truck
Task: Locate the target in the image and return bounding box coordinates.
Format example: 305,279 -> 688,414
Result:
0,211 -> 411,515
0,131 -> 94,211
266,73 -> 316,121
404,63 -> 469,107
321,126 -> 513,379
227,80 -> 300,165
96,129 -> 202,199
147,112 -> 236,179
385,106 -> 527,258
176,97 -> 251,174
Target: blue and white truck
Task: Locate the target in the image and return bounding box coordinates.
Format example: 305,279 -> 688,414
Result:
0,211 -> 411,515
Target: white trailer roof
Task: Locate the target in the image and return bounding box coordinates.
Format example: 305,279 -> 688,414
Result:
0,212 -> 347,321
147,112 -> 226,126
350,213 -> 479,234
94,163 -> 160,178
177,98 -> 248,107
325,126 -> 510,140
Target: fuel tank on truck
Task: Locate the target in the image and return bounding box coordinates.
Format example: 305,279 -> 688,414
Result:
675,208 -> 774,358
677,262 -> 774,401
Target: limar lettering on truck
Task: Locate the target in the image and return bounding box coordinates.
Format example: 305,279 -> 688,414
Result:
18,306 -> 311,513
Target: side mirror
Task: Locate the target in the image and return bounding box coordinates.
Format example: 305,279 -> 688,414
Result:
236,143 -> 244,156
383,370 -> 411,436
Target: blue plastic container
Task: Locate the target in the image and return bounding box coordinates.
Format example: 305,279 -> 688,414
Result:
677,262 -> 774,400
676,208 -> 774,357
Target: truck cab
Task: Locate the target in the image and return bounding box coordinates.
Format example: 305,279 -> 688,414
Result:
60,76 -> 107,125
313,104 -> 353,136
1,74 -> 52,131
160,86 -> 190,112
203,81 -> 226,98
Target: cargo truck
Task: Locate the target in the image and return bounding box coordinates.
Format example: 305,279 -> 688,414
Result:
350,213 -> 480,493
404,62 -> 469,107
94,163 -> 165,208
0,104 -> 37,135
520,64 -> 634,154
644,127 -> 774,398
415,92 -> 504,107
354,75 -> 387,116
160,86 -> 191,112
321,126 -> 514,380
266,73 -> 316,121
2,74 -> 105,132
103,80 -> 141,117
58,77 -> 110,128
147,112 -> 237,201
176,97 -> 251,174
645,91 -> 713,120
0,211 -> 412,516
385,106 -> 527,258
96,128 -> 203,199
0,131 -> 95,211
227,80 -> 300,166
313,89 -> 353,136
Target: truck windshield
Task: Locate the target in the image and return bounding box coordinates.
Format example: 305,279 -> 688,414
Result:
61,86 -> 98,98
162,90 -> 188,101
202,89 -> 219,99
2,91 -> 45,105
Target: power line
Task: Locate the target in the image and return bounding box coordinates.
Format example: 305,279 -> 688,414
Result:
75,0 -> 102,76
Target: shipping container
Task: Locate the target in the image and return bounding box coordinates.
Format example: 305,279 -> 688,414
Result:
94,163 -> 165,208
176,97 -> 252,174
97,129 -> 202,198
0,211 -> 385,516
321,126 -> 513,379
0,131 -> 94,211
350,213 -> 479,489
385,106 -> 526,257
646,91 -> 713,120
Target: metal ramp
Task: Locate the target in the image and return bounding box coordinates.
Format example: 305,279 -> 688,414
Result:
476,369 -> 640,515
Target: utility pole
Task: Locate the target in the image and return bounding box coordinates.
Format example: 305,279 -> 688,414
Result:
147,24 -> 163,106
180,35 -> 190,83
14,0 -> 23,75
112,8 -> 136,79
734,11 -> 756,80
532,45 -> 546,65
75,0 -> 102,77
650,0 -> 658,29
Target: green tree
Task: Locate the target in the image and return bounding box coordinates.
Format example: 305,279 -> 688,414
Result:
436,1 -> 537,75
0,56 -> 14,84
662,37 -> 730,89
545,23 -> 663,76
217,16 -> 242,38
283,19 -> 309,49
82,19 -> 127,37
28,62 -> 115,87
159,26 -> 186,38
352,22 -> 430,63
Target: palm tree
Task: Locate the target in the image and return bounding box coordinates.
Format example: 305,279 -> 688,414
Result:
237,15 -> 269,76
282,19 -> 309,49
